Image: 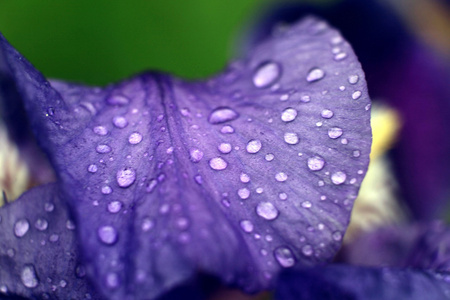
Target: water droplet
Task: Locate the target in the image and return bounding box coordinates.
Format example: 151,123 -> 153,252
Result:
274,247 -> 296,267
176,217 -> 190,230
208,107 -> 239,124
265,153 -> 274,161
44,203 -> 54,212
146,179 -> 158,193
281,108 -> 298,122
352,91 -> 362,100
88,164 -> 98,173
96,144 -> 111,154
275,172 -> 288,182
49,234 -> 59,242
332,231 -> 342,241
240,173 -> 250,183
108,201 -> 123,214
21,265 -> 39,288
256,202 -> 279,220
331,171 -> 347,185
112,116 -> 128,128
302,245 -> 313,256
220,125 -> 235,134
141,218 -> 154,232
59,280 -> 67,288
105,272 -> 120,289
328,127 -> 343,139
239,220 -> 254,233
246,139 -> 262,154
253,61 -> 282,88
116,167 -> 136,188
334,52 -> 347,60
107,95 -> 129,106
66,219 -> 76,230
218,143 -> 232,154
353,150 -> 361,158
209,157 -> 228,170
321,109 -> 334,119
93,126 -> 108,136
306,68 -> 325,82
348,75 -> 359,84
307,156 -> 325,171
194,175 -> 203,185
101,185 -> 112,195
189,149 -> 204,163
284,132 -> 299,145
238,188 -> 250,200
279,192 -> 288,200
280,94 -> 289,101
0,285 -> 8,293
34,218 -> 48,231
98,226 -> 118,245
14,219 -> 30,237
128,132 -> 143,145
302,201 -> 312,208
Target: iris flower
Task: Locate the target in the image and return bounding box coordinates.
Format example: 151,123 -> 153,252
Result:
0,16 -> 373,299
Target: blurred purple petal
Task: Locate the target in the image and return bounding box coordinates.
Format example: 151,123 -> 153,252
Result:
0,184 -> 102,299
275,265 -> 450,300
0,17 -> 371,299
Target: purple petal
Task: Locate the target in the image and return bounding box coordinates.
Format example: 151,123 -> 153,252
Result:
275,265 -> 450,300
0,184 -> 102,299
1,17 -> 371,299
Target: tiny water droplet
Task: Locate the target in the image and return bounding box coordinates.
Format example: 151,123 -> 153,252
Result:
238,188 -> 250,200
208,107 -> 239,124
240,173 -> 250,183
275,172 -> 288,182
328,127 -> 343,139
306,68 -> 325,82
331,171 -> 347,185
146,179 -> 158,193
256,202 -> 279,220
128,132 -> 143,145
209,157 -> 228,171
88,164 -> 98,173
246,139 -> 262,154
194,175 -> 203,185
274,247 -> 296,267
44,202 -> 54,212
112,116 -> 128,128
34,218 -> 48,231
348,75 -> 359,84
281,108 -> 298,122
101,185 -> 112,195
334,52 -> 347,60
107,95 -> 129,106
284,132 -> 299,145
93,126 -> 108,136
280,94 -> 289,101
307,156 -> 325,171
265,153 -> 274,161
302,245 -> 313,256
21,265 -> 39,288
220,125 -> 235,134
332,231 -> 342,241
321,109 -> 334,119
352,91 -> 362,100
66,219 -> 76,230
218,143 -> 232,154
189,149 -> 204,163
353,150 -> 361,158
116,167 -> 136,188
108,201 -> 123,214
14,219 -> 30,237
98,226 -> 118,245
253,61 -> 282,88
302,201 -> 312,208
96,144 -> 111,154
141,218 -> 154,232
279,192 -> 288,200
105,272 -> 120,289
239,220 -> 254,233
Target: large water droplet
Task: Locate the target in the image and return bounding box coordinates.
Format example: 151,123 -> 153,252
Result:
306,68 -> 325,82
116,167 -> 136,188
112,116 -> 128,128
21,265 -> 39,288
218,143 -> 232,154
93,126 -> 108,136
238,188 -> 250,200
34,218 -> 48,231
274,247 -> 296,267
284,132 -> 299,145
256,202 -> 279,220
281,108 -> 298,122
189,149 -> 204,163
252,61 -> 282,88
128,132 -> 143,145
331,171 -> 347,185
14,219 -> 30,237
307,156 -> 325,171
208,107 -> 239,124
96,144 -> 112,154
321,109 -> 334,119
246,139 -> 262,154
328,127 -> 343,139
98,225 -> 118,245
108,201 -> 123,214
239,220 -> 254,233
209,157 -> 228,170
275,172 -> 288,182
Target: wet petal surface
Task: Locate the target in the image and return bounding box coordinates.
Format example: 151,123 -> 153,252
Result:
0,17 -> 371,299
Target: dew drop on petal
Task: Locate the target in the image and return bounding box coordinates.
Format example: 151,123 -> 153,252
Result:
106,272 -> 120,289
44,203 -> 54,212
348,75 -> 359,84
274,247 -> 296,268
112,116 -> 128,128
208,107 -> 239,124
306,68 -> 325,82
101,185 -> 113,195
220,125 -> 235,134
189,149 -> 204,163
302,201 -> 312,208
96,144 -> 112,154
302,245 -> 313,256
98,226 -> 118,245
252,61 -> 282,88
275,172 -> 288,182
265,153 -> 274,161
21,265 -> 39,288
281,108 -> 298,122
352,91 -> 362,100
246,139 -> 262,154
88,164 -> 98,173
284,132 -> 299,145
279,192 -> 288,200
331,171 -> 347,185
141,218 -> 154,232
238,188 -> 250,200
332,231 -> 343,241
108,201 -> 123,214
240,173 -> 250,183
209,157 -> 228,170
353,150 -> 361,158
116,167 -> 136,188
218,143 -> 232,154
14,219 -> 30,237
128,132 -> 143,145
34,218 -> 48,231
107,95 -> 129,106
307,156 -> 325,171
256,202 -> 279,220
239,220 -> 254,233
328,127 -> 343,139
321,109 -> 334,119
93,126 -> 108,136
334,52 -> 347,60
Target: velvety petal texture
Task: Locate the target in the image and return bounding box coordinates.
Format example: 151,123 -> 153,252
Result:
0,17 -> 371,299
0,184 -> 101,300
275,265 -> 450,300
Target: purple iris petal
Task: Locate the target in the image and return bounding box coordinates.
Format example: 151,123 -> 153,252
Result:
0,16 -> 371,299
276,265 -> 450,300
0,184 -> 102,300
